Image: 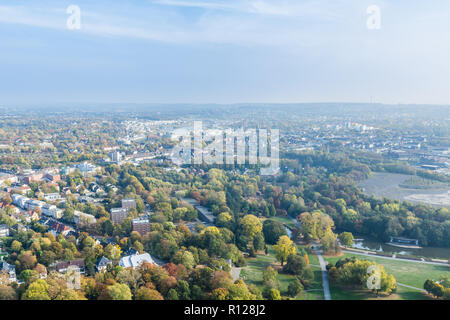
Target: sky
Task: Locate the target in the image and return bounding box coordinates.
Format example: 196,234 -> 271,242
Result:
0,0 -> 450,105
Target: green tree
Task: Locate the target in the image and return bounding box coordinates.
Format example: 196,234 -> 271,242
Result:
22,280 -> 50,300
108,283 -> 132,300
239,215 -> 263,240
287,278 -> 303,297
338,232 -> 354,247
273,235 -> 296,266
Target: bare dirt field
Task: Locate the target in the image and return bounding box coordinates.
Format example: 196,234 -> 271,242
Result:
358,172 -> 450,208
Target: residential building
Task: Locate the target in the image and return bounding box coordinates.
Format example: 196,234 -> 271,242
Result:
11,193 -> 28,208
122,198 -> 136,211
55,259 -> 86,274
74,210 -> 97,226
44,173 -> 61,183
111,208 -> 128,225
0,224 -> 9,237
119,253 -> 154,269
44,193 -> 61,201
42,204 -> 63,219
109,151 -> 122,163
96,256 -> 112,272
132,217 -> 151,236
26,199 -> 45,212
0,261 -> 16,283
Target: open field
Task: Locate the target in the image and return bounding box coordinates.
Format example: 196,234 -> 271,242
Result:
358,172 -> 450,208
240,246 -> 324,300
328,283 -> 430,300
324,252 -> 450,289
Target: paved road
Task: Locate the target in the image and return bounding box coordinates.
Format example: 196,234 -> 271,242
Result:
342,249 -> 449,266
313,245 -> 331,300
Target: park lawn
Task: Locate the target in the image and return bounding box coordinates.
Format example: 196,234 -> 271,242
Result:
328,283 -> 429,300
298,266 -> 325,300
265,216 -> 296,229
241,246 -> 324,300
324,252 -> 449,291
297,244 -> 319,266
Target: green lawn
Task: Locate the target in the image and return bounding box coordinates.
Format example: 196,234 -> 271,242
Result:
264,216 -> 296,229
240,246 -> 324,300
328,282 -> 430,300
324,252 -> 449,289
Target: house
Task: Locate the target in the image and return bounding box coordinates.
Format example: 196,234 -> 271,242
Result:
21,172 -> 43,184
11,185 -> 31,195
96,256 -> 112,272
0,173 -> 18,185
41,219 -> 73,236
0,224 -> 9,237
11,193 -> 28,208
74,210 -> 97,226
44,173 -> 61,183
24,211 -> 40,222
0,261 -> 17,283
42,204 -> 63,219
12,223 -> 28,233
25,199 -> 45,212
44,193 -> 61,201
56,259 -> 86,274
119,253 -> 154,269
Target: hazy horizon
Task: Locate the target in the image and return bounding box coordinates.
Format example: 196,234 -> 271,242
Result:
1,0 -> 450,105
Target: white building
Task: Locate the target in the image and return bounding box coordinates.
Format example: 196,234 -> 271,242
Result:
44,193 -> 61,201
119,253 -> 154,269
42,204 -> 63,219
11,194 -> 28,208
0,224 -> 9,237
0,262 -> 16,283
74,210 -> 97,226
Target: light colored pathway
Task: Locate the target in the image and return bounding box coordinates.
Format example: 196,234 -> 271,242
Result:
341,249 -> 449,266
313,245 -> 331,300
397,282 -> 426,292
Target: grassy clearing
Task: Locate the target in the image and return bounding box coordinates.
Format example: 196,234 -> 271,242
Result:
324,252 -> 449,289
328,282 -> 429,300
265,216 -> 296,229
240,246 -> 324,300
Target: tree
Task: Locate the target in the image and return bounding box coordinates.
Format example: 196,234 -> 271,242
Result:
166,288 -> 179,300
273,236 -> 296,266
262,220 -> 287,245
0,285 -> 17,300
253,233 -> 265,252
338,232 -> 354,247
262,266 -> 278,286
424,279 -> 445,298
268,288 -> 281,300
108,283 -> 132,300
287,278 -> 303,297
283,254 -> 307,276
299,211 -> 334,241
135,287 -> 164,300
22,279 -> 50,300
239,215 -> 263,240
11,240 -> 22,252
